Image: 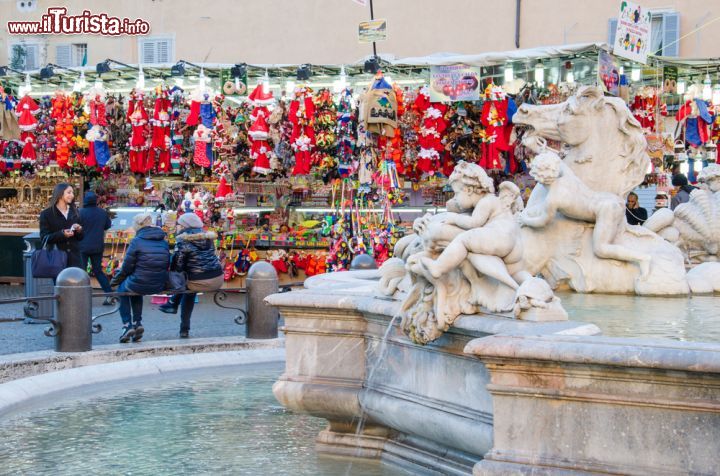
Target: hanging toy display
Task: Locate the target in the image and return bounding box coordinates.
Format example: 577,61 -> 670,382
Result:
288,85 -> 316,175
150,85 -> 172,174
479,83 -> 517,172
247,83 -> 275,175
336,88 -> 357,177
126,89 -> 149,173
415,86 -> 447,176
313,88 -> 338,181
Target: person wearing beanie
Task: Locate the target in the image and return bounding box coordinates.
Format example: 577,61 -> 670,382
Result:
79,191 -> 113,303
110,212 -> 169,343
671,173 -> 696,210
159,212 -> 223,338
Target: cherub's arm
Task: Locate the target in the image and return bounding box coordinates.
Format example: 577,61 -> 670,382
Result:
520,200 -> 555,228
446,197 -> 493,229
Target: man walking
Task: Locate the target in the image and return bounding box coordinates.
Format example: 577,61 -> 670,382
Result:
79,191 -> 113,304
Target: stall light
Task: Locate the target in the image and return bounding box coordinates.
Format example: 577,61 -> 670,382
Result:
24,73 -> 32,92
534,61 -> 544,87
136,65 -> 145,90
712,85 -> 720,106
384,75 -> 393,85
333,65 -> 348,93
94,77 -> 103,89
566,70 -> 575,83
78,70 -> 87,89
504,63 -> 514,83
262,70 -> 270,94
677,79 -> 686,95
233,207 -> 275,214
72,80 -> 81,92
284,79 -> 296,96
631,66 -> 641,82
703,73 -> 712,101
175,77 -> 184,88
619,66 -> 625,75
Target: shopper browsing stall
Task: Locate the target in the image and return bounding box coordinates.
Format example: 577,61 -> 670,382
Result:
79,191 -> 113,303
39,183 -> 84,270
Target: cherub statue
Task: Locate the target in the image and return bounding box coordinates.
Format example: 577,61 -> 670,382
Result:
519,148 -> 651,278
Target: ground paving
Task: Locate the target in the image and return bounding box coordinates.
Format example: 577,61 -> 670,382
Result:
0,285 -> 249,355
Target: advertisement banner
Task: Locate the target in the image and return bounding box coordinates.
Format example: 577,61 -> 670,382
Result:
612,0 -> 652,64
429,64 -> 481,103
598,50 -> 621,96
358,19 -> 387,43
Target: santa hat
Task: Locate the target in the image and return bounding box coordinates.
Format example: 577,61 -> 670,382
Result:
248,114 -> 269,140
248,84 -> 275,106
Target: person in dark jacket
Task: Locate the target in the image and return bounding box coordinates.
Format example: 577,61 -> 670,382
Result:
671,173 -> 696,210
39,183 -> 84,271
79,192 -> 113,303
110,213 -> 169,343
159,213 -> 222,338
625,192 -> 648,225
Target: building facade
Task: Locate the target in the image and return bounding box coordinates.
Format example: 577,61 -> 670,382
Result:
0,0 -> 717,70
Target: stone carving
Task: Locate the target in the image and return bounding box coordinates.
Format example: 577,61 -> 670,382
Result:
513,86 -> 689,295
644,164 -> 720,264
379,161 -> 567,345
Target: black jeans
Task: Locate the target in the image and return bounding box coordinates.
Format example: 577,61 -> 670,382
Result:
81,252 -> 112,293
168,293 -> 196,333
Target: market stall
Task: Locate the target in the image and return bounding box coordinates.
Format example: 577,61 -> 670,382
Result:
0,42 -> 718,283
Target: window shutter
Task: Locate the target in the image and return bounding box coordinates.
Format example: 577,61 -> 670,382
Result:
24,44 -> 38,70
56,44 -> 71,67
661,12 -> 680,56
142,41 -> 155,64
157,40 -> 169,63
608,18 -> 618,48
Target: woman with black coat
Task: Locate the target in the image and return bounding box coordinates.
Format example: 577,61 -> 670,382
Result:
39,183 -> 84,270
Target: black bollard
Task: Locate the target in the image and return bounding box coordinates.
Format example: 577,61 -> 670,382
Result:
246,261 -> 279,339
54,267 -> 93,352
350,253 -> 378,270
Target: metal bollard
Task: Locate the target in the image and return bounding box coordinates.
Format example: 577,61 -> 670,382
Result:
246,261 -> 279,339
350,253 -> 378,270
54,267 -> 93,352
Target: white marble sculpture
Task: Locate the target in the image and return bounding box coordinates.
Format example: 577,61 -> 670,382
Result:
644,163 -> 720,264
379,161 -> 567,345
512,86 -> 690,295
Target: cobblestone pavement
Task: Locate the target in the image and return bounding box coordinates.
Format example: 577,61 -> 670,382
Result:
0,285 -> 250,355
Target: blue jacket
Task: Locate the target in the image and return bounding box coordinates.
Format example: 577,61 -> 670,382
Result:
79,192 -> 112,255
120,226 -> 169,294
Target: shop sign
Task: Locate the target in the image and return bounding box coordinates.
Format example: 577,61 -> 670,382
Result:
359,19 -> 387,43
663,66 -> 678,94
429,64 -> 481,103
598,50 -> 621,96
612,0 -> 652,64
219,69 -> 247,96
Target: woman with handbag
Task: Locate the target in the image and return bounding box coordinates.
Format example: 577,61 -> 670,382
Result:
39,183 -> 84,272
110,213 -> 169,343
159,213 -> 222,338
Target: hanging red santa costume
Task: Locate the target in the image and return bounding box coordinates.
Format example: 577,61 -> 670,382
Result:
479,84 -> 516,171
15,95 -> 38,168
193,124 -> 212,167
87,88 -> 107,127
150,87 -> 171,173
127,90 -> 149,173
247,84 -> 275,175
288,86 -> 316,175
414,87 -> 447,175
213,159 -> 232,200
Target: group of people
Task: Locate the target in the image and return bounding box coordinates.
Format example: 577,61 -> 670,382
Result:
39,183 -> 223,343
624,172 -> 696,226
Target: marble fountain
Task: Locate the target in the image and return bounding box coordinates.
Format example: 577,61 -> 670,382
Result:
268,86 -> 720,475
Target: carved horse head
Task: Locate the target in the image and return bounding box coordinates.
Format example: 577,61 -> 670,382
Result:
513,86 -> 649,197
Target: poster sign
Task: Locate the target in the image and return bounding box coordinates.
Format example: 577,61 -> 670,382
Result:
612,0 -> 652,64
663,65 -> 678,94
359,19 -> 387,43
598,50 -> 621,96
429,64 -> 481,102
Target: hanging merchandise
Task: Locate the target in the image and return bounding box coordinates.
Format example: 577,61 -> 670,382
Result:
630,88 -> 657,130
87,86 -> 108,127
479,83 -> 517,171
150,85 -> 172,174
247,83 -> 275,175
51,91 -> 73,168
126,89 -> 149,173
288,85 -> 316,175
313,88 -> 338,181
0,87 -> 20,141
15,95 -> 39,132
336,88 -> 357,177
193,124 -> 213,168
414,86 -> 447,176
359,73 -> 398,139
677,97 -> 714,148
